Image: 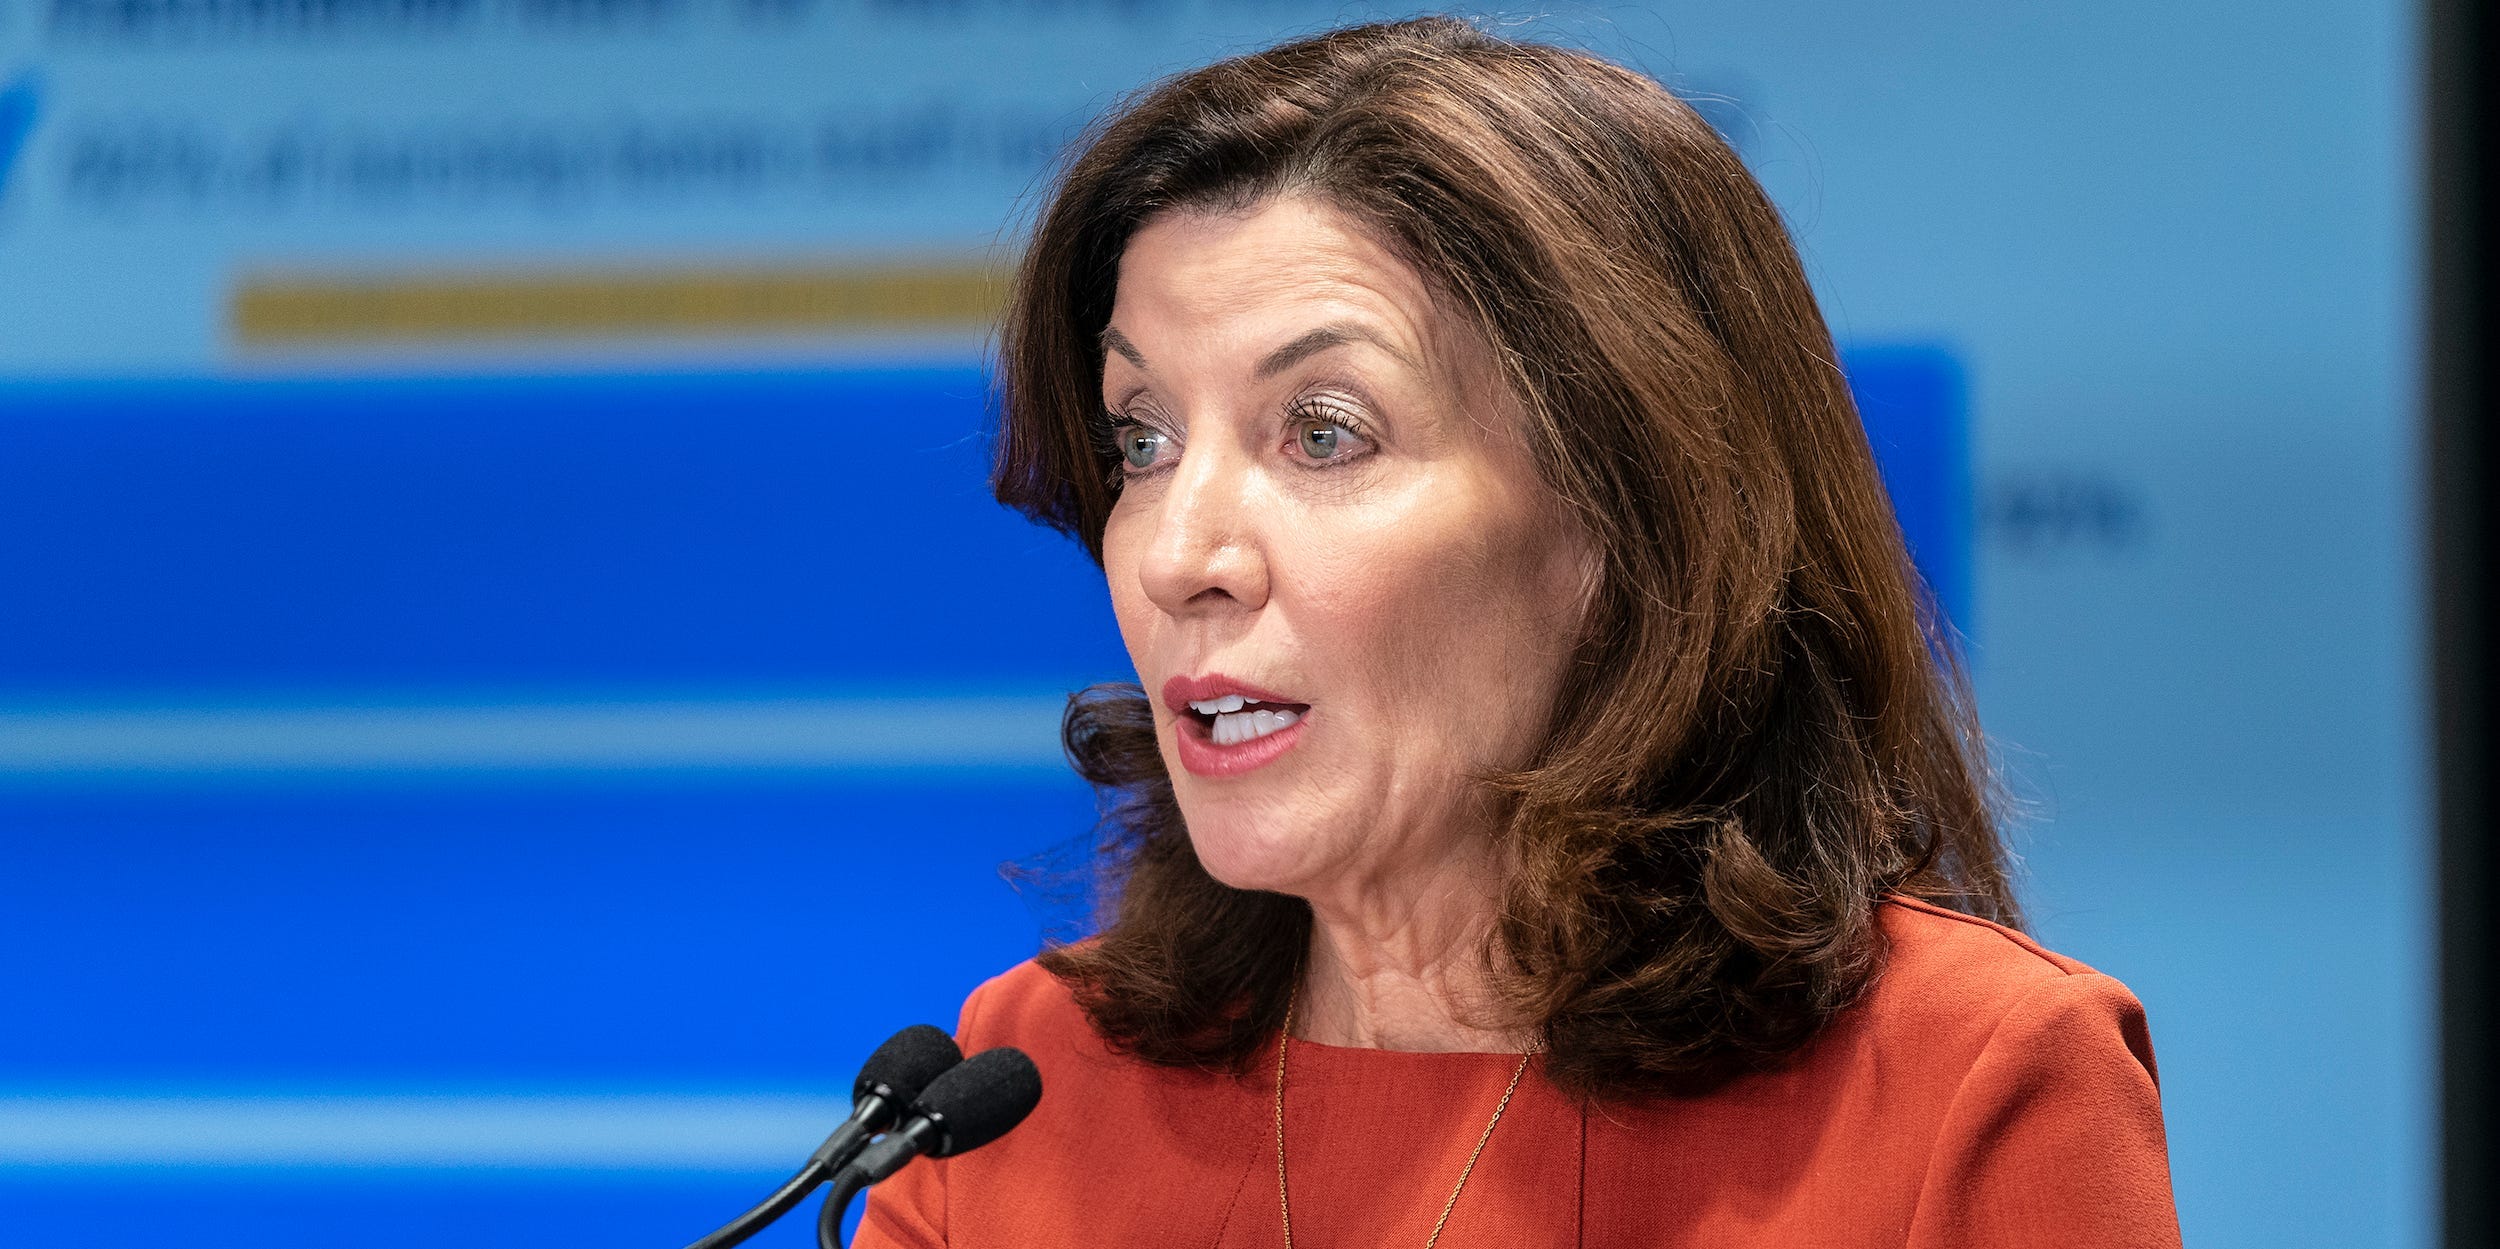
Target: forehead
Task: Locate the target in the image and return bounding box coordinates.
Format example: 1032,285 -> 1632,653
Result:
1108,196 -> 1443,365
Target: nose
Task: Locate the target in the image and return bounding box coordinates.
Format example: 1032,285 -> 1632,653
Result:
1134,439 -> 1271,619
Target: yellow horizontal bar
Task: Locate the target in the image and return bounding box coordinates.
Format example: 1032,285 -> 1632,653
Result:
231,264 -> 1007,345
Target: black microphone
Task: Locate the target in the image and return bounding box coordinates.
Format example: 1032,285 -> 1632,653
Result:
684,1024 -> 963,1249
815,1047 -> 1043,1249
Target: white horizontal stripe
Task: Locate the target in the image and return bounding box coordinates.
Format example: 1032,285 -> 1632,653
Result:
0,1093 -> 850,1171
0,696 -> 1070,774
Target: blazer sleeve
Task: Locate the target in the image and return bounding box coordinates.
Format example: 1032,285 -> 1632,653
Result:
850,977 -> 1005,1249
1906,971 -> 2184,1249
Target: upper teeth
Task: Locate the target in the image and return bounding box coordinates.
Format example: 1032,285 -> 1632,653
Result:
1187,695 -> 1302,746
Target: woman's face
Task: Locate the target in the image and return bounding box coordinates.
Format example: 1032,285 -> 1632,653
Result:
1099,196 -> 1593,906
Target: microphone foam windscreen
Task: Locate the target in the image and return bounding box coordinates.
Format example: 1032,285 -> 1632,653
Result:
914,1046 -> 1042,1157
855,1024 -> 965,1107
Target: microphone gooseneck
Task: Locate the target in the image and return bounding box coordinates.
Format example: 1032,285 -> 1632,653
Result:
684,1025 -> 965,1249
816,1046 -> 1044,1249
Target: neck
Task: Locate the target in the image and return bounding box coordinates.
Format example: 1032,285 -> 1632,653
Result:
1292,847 -> 1527,1053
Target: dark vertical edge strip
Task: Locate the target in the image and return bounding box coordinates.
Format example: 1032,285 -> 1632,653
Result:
2429,1 -> 2497,1246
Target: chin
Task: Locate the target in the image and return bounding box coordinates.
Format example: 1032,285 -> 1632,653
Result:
1178,802 -> 1328,896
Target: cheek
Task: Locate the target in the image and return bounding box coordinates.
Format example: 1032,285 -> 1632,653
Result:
1297,504 -> 1514,684
1099,502 -> 1157,657
1306,487 -> 1584,747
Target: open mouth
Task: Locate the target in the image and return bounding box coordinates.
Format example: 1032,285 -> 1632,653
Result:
1183,694 -> 1310,747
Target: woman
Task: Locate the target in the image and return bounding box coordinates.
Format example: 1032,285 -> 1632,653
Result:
861,16 -> 2180,1248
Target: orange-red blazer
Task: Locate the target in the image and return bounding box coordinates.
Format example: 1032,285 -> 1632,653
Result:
857,897 -> 2182,1248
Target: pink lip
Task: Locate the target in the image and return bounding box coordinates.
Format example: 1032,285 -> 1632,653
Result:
1159,674 -> 1304,712
1160,673 -> 1311,778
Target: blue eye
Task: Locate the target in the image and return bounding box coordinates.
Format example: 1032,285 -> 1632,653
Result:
1119,426 -> 1169,470
1290,415 -> 1364,462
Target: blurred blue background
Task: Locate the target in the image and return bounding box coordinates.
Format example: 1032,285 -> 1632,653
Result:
0,3 -> 2422,1246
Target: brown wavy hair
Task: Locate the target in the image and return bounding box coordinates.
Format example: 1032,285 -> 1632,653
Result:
992,16 -> 2019,1099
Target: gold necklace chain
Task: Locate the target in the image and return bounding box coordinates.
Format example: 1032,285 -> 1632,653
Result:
1272,990 -> 1537,1249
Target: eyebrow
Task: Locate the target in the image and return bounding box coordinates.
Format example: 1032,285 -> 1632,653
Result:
1101,325 -> 1148,370
1097,321 -> 1418,378
1254,323 -> 1418,378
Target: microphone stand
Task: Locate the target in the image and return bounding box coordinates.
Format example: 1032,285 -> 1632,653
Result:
816,1167 -> 872,1249
688,1158 -> 833,1249
685,1112 -> 885,1249
679,1025 -> 968,1249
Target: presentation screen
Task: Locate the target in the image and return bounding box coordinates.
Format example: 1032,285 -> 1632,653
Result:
0,3 -> 2423,1246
